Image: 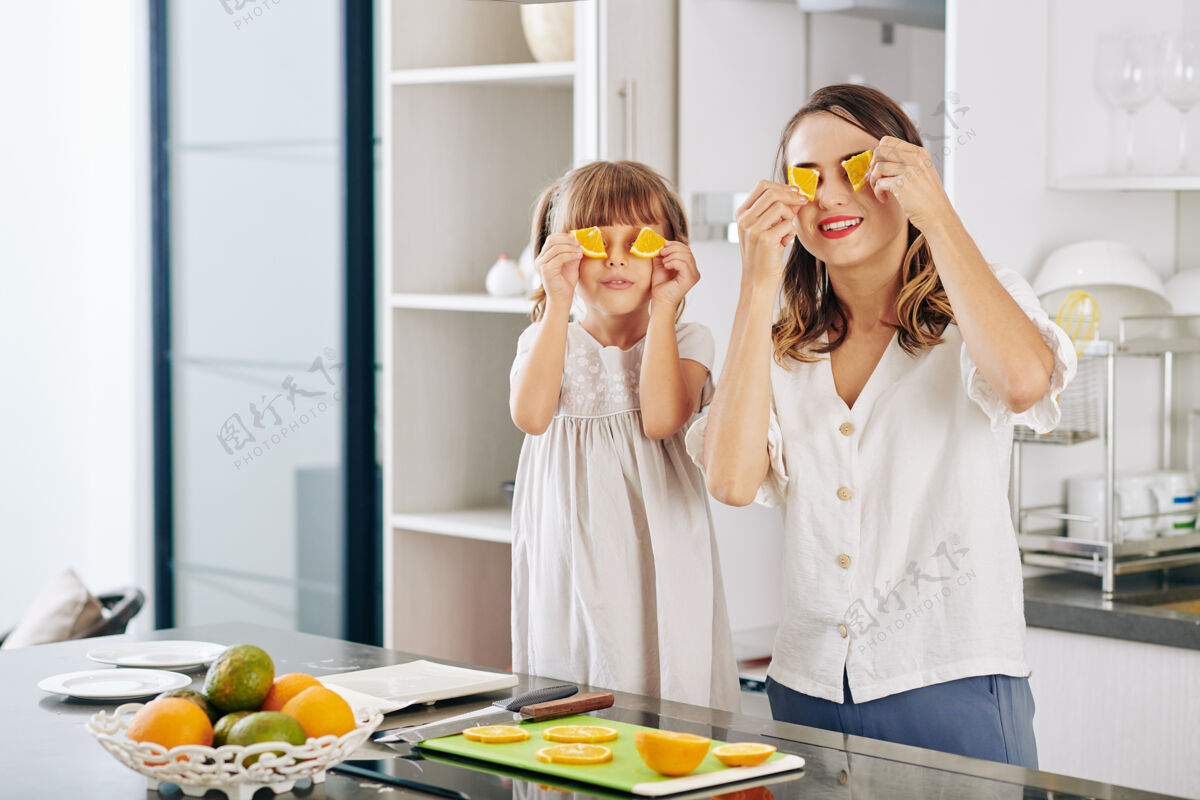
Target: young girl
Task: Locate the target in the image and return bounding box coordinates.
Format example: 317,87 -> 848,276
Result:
509,160 -> 739,712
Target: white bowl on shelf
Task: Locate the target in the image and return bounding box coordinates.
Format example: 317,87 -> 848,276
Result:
1033,241 -> 1171,340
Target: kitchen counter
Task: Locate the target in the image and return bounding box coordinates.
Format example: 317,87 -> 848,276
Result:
4,621 -> 1186,799
1023,571 -> 1200,650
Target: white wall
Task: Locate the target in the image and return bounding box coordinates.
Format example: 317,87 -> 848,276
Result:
679,1 -> 945,643
0,2 -> 151,631
945,1 -> 1184,511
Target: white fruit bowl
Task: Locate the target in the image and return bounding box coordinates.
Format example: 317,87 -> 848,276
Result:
87,702 -> 382,800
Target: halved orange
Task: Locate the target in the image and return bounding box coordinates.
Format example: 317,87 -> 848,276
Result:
787,166 -> 819,201
462,724 -> 530,743
629,227 -> 667,258
572,227 -> 607,258
535,743 -> 613,765
542,725 -> 619,743
712,742 -> 777,767
841,149 -> 873,193
634,730 -> 711,776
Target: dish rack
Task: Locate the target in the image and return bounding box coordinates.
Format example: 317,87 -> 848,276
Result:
1012,316 -> 1200,596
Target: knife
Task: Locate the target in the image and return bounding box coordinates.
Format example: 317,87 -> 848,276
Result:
374,685 -> 614,745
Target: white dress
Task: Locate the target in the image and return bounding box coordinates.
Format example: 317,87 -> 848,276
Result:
510,320 -> 740,712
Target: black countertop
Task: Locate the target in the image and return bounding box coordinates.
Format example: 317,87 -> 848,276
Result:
4,622 -> 1185,799
1023,571 -> 1200,650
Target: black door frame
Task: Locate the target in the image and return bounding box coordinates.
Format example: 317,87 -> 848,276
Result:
149,0 -> 380,644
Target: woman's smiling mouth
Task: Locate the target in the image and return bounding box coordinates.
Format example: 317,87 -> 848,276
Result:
818,216 -> 863,239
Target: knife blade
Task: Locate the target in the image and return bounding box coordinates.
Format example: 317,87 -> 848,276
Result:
374,687 -> 614,745
373,683 -> 577,743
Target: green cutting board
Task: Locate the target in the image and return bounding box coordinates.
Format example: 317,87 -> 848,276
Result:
418,715 -> 805,797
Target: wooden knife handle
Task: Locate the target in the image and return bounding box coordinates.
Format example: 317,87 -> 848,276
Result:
520,692 -> 615,721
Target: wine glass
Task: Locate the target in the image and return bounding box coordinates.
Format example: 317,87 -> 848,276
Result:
1160,32 -> 1200,174
1095,33 -> 1158,174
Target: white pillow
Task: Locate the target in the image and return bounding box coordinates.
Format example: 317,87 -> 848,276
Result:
1,568 -> 104,649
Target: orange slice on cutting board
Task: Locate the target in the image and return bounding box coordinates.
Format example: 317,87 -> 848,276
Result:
712,742 -> 777,767
463,724 -> 531,743
572,227 -> 607,258
634,730 -> 711,776
630,227 -> 667,258
542,725 -> 619,743
787,166 -> 820,201
536,743 -> 614,764
841,149 -> 873,193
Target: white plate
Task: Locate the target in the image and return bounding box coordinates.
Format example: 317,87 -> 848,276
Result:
38,668 -> 192,700
87,640 -> 226,669
321,660 -> 518,714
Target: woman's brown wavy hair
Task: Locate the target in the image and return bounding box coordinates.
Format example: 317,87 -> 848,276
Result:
529,160 -> 688,322
771,84 -> 954,365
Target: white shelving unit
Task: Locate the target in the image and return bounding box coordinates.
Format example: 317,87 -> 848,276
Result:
1050,175 -> 1200,192
388,61 -> 575,88
380,0 -> 677,669
389,507 -> 513,545
389,293 -> 531,314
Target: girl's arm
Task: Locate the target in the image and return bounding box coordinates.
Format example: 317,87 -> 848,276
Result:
867,137 -> 1053,412
640,242 -> 706,439
702,181 -> 806,506
510,234 -> 582,435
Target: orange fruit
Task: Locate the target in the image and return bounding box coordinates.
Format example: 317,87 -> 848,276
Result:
629,227 -> 666,258
712,742 -> 777,767
572,227 -> 607,258
535,743 -> 613,765
280,686 -> 355,739
841,149 -> 873,193
463,724 -> 530,743
542,725 -> 618,743
787,166 -> 819,201
126,697 -> 215,757
634,730 -> 711,776
261,673 -> 321,712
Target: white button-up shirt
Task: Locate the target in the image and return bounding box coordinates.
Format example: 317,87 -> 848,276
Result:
688,267 -> 1076,703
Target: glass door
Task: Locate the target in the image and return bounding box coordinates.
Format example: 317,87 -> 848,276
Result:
150,0 -> 378,642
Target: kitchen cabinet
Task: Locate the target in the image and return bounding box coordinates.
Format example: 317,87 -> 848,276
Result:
1025,625 -> 1200,797
379,0 -> 677,669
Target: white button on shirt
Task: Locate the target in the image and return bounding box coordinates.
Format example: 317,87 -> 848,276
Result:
688,267 -> 1077,704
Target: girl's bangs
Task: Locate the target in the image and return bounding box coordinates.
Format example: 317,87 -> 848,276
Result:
562,171 -> 668,232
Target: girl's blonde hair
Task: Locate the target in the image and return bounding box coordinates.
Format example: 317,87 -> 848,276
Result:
529,160 -> 689,322
771,84 -> 954,365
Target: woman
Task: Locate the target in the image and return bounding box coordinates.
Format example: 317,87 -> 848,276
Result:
688,84 -> 1075,767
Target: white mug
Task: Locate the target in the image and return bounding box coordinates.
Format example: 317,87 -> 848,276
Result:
1146,470 -> 1197,535
1066,474 -> 1156,542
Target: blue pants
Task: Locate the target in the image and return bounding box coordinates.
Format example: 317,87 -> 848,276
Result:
766,671 -> 1038,769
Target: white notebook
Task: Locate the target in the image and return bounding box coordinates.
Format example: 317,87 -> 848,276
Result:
322,659 -> 518,714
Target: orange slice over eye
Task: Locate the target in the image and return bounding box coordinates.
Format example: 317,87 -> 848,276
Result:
787,166 -> 819,201
572,227 -> 607,258
712,742 -> 777,767
630,227 -> 667,258
841,149 -> 873,193
542,725 -> 619,743
462,724 -> 530,743
535,743 -> 614,764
